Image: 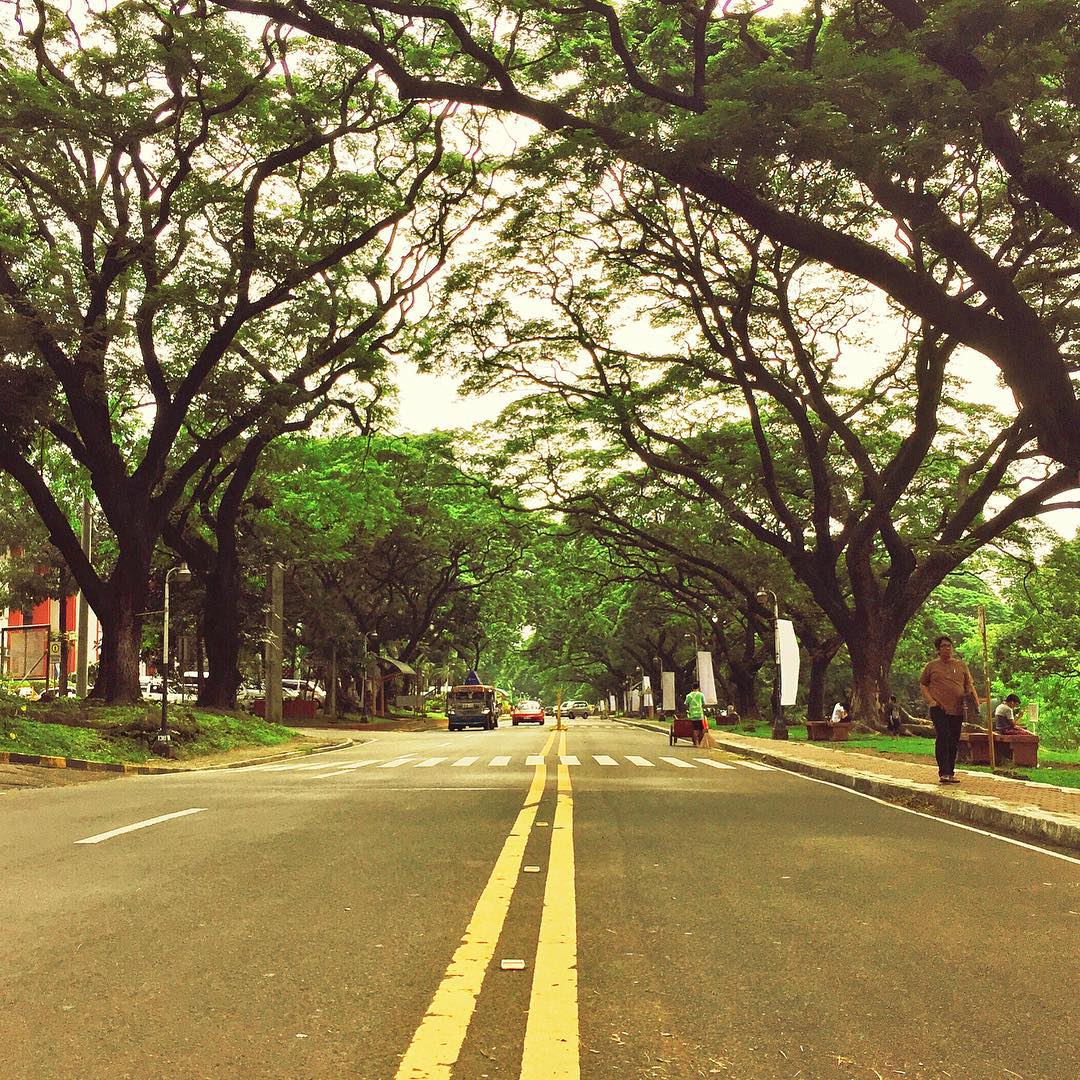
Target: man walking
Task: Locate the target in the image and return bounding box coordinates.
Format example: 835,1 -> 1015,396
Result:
919,635 -> 979,784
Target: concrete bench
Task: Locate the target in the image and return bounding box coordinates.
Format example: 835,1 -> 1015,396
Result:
806,720 -> 852,742
959,731 -> 1039,768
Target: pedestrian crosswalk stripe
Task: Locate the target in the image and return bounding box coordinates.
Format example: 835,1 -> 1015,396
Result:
626,756 -> 654,767
415,758 -> 446,768
341,759 -> 381,769
695,759 -> 736,769
659,756 -> 695,769
559,755 -> 580,766
377,756 -> 416,768
313,769 -> 354,779
593,755 -> 618,766
735,761 -> 772,770
490,756 -> 511,766
525,755 -> 545,766
452,756 -> 479,767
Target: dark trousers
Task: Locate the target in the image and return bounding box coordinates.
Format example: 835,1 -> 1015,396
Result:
929,707 -> 963,777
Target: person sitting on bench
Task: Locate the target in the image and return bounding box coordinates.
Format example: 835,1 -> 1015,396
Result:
994,693 -> 1033,736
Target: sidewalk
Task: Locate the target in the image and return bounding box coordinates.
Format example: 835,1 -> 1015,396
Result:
618,720 -> 1080,854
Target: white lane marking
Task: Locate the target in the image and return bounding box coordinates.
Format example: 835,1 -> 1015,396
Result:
695,759 -> 736,769
489,756 -> 512,767
627,756 -> 655,767
257,763 -> 308,771
416,758 -> 447,768
593,755 -> 619,766
660,757 -> 696,769
377,756 -> 417,769
526,755 -> 546,766
782,768 -> 1080,866
339,760 -> 382,770
452,757 -> 480,767
75,808 -> 207,845
313,770 -> 355,779
736,761 -> 773,771
560,755 -> 581,766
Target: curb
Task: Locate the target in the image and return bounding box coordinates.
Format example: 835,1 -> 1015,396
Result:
613,719 -> 1080,853
0,739 -> 353,776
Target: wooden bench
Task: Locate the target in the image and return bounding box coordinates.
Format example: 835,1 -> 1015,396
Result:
959,731 -> 1039,768
805,720 -> 852,742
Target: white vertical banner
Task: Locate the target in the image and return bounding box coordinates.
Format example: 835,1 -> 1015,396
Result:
661,671 -> 676,712
630,689 -> 640,713
608,693 -> 617,711
641,674 -> 653,707
777,619 -> 800,707
696,650 -> 718,706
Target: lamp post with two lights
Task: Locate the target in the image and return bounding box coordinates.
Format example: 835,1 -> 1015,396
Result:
160,562 -> 192,743
756,587 -> 788,740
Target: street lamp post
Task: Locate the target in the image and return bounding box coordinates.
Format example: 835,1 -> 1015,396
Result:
360,631 -> 377,716
161,563 -> 192,743
756,588 -> 787,740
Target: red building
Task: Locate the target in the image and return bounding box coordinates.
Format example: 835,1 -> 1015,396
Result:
0,594 -> 100,685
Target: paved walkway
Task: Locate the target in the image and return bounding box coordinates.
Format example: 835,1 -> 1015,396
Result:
619,721 -> 1080,854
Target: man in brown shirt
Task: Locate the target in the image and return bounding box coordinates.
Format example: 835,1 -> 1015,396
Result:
920,635 -> 979,784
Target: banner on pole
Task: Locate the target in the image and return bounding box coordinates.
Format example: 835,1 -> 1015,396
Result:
641,673 -> 653,707
661,671 -> 676,712
696,651 -> 718,706
630,690 -> 640,713
609,693 -> 616,711
777,619 -> 800,707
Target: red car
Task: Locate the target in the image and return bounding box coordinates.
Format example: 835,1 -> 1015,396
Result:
511,699 -> 545,725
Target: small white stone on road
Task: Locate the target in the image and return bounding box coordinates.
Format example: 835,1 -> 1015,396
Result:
500,959 -> 526,970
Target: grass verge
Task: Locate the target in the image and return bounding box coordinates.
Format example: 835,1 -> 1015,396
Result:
1,695 -> 298,764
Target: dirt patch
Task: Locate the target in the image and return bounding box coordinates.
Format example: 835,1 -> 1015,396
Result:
0,762 -> 124,793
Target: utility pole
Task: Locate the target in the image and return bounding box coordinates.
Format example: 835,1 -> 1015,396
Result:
265,562 -> 284,723
75,496 -> 92,697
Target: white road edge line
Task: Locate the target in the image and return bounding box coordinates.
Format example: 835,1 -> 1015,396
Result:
783,769 -> 1080,866
75,808 -> 207,845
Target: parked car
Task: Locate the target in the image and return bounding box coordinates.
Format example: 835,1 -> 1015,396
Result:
141,679 -> 186,704
561,700 -> 592,720
281,678 -> 325,706
511,700 -> 545,726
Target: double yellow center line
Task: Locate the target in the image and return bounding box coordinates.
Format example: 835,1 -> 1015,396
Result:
394,732 -> 579,1079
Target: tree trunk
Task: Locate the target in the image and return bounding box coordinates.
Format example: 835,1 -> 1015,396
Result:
90,549 -> 150,702
727,662 -> 760,719
805,642 -> 841,722
845,620 -> 900,728
199,553 -> 244,708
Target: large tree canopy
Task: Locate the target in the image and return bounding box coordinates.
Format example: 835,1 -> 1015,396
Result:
0,1 -> 484,698
431,151 -> 1077,722
218,0 -> 1080,473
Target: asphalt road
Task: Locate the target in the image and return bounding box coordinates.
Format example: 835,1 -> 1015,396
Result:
2,717 -> 1077,1079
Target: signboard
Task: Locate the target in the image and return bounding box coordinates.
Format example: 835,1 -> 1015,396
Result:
661,671 -> 676,713
696,651 -> 718,706
777,619 -> 800,707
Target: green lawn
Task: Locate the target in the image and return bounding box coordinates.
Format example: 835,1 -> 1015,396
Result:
1,696 -> 298,764
649,717 -> 1080,790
